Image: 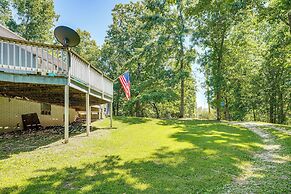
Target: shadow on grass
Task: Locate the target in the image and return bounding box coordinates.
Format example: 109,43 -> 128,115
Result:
0,119 -> 272,193
168,120 -> 260,146
114,116 -> 151,125
0,148 -> 248,193
0,130 -> 63,161
0,126 -> 102,161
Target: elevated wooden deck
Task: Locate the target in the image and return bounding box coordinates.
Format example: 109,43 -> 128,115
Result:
0,36 -> 114,142
0,36 -> 113,103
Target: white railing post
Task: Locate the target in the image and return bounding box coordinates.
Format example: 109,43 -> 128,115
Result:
7,43 -> 10,66
70,53 -> 73,75
30,45 -> 33,70
68,49 -> 71,76
46,47 -> 49,73
102,74 -> 104,99
51,48 -> 54,72
24,45 -> 27,70
35,47 -> 38,72
61,49 -> 64,73
88,64 -> 91,89
0,42 -> 3,66
19,46 -> 21,68
41,47 -> 44,72
13,43 -> 15,69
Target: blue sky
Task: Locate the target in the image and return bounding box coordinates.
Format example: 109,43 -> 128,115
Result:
54,0 -> 136,45
54,0 -> 207,109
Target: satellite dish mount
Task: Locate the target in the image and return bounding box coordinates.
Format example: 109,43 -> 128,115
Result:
54,26 -> 80,68
54,26 -> 80,48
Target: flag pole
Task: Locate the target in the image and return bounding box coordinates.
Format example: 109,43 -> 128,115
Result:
110,70 -> 129,128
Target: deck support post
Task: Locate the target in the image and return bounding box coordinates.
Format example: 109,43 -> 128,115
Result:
101,105 -> 104,119
86,92 -> 90,136
98,107 -> 101,120
64,84 -> 69,143
110,102 -> 113,128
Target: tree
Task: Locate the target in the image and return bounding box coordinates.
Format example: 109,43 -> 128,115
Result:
144,0 -> 196,118
10,0 -> 59,42
189,0 -> 290,124
100,1 -> 196,118
190,0 -> 261,120
73,29 -> 100,66
0,0 -> 12,26
249,0 -> 291,123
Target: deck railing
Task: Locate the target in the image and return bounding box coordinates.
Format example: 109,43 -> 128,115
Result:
0,37 -> 67,75
69,51 -> 113,96
0,36 -> 113,98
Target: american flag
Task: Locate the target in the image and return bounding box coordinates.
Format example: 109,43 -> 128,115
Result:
118,71 -> 131,100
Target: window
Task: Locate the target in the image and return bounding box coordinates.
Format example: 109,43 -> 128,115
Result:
41,103 -> 51,115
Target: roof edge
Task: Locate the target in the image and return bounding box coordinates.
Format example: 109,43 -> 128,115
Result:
0,23 -> 26,40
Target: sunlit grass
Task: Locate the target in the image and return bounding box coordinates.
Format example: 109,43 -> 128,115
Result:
262,126 -> 291,156
0,117 -> 289,193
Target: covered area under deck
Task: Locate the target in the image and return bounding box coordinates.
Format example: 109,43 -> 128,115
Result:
0,79 -> 110,143
0,81 -> 108,111
0,27 -> 114,143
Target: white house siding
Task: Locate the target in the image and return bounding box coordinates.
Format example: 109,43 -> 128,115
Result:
0,96 -> 78,133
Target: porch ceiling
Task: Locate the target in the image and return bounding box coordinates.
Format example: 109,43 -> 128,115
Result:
0,81 -> 107,111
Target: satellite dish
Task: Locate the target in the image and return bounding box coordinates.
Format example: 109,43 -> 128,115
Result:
54,26 -> 80,47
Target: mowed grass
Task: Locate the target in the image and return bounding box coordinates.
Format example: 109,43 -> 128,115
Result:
0,117 -> 281,193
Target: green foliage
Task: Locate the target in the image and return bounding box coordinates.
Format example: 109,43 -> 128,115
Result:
1,0 -> 289,122
73,29 -> 100,65
100,1 -> 196,118
189,0 -> 290,124
9,0 -> 59,42
0,0 -> 12,26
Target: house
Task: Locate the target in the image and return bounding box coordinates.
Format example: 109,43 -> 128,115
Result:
0,24 -> 113,142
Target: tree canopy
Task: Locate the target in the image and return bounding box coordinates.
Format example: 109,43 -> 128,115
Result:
4,0 -> 59,43
1,0 -> 290,124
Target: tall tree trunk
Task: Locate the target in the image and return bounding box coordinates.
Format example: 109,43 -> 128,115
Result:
216,30 -> 226,121
177,0 -> 186,118
180,76 -> 185,118
252,106 -> 256,121
206,74 -> 211,118
135,100 -> 141,117
135,62 -> 142,117
216,93 -> 221,121
278,92 -> 284,124
269,95 -> 275,123
115,91 -> 120,116
113,103 -> 115,116
225,97 -> 230,120
152,103 -> 160,118
215,22 -> 227,121
116,101 -> 119,116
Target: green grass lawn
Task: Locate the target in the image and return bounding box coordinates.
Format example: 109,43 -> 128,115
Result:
0,117 -> 289,193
